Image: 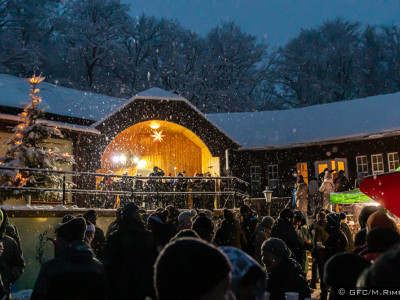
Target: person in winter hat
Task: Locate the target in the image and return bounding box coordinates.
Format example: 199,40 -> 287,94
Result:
154,238 -> 233,300
220,246 -> 266,300
354,205 -> 379,247
359,227 -> 400,262
1,208 -> 22,252
165,205 -> 180,229
366,211 -> 398,233
339,212 -> 354,252
319,172 -> 335,210
325,213 -> 347,259
171,229 -> 200,241
261,238 -> 311,300
192,214 -> 215,243
83,209 -> 106,259
101,202 -> 157,300
177,209 -> 197,231
254,216 -> 274,264
240,205 -> 260,258
84,220 -> 96,247
270,209 -> 306,270
147,210 -> 177,251
31,217 -> 107,300
324,253 -> 370,300
214,209 -> 247,250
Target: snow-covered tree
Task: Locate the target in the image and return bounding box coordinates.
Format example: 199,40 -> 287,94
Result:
0,74 -> 74,200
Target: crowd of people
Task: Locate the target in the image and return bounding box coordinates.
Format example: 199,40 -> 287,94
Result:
0,190 -> 398,299
97,167 -> 216,210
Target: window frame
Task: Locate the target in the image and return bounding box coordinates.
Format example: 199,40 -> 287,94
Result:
267,164 -> 279,189
371,154 -> 384,175
355,155 -> 369,177
387,152 -> 399,172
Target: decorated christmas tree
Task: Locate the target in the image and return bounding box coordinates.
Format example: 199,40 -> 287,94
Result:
0,74 -> 75,200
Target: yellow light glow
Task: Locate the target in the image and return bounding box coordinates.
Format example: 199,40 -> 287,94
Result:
37,218 -> 48,222
150,123 -> 160,129
138,160 -> 146,168
29,74 -> 45,85
151,130 -> 165,142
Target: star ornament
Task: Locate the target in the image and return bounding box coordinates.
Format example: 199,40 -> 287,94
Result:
151,130 -> 165,142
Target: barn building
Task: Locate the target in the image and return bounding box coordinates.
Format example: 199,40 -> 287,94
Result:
0,73 -> 399,203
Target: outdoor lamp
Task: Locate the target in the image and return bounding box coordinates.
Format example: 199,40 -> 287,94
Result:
263,187 -> 273,216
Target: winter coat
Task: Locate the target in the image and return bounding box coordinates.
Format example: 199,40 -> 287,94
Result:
92,225 -> 106,259
340,222 -> 355,252
267,258 -> 311,300
102,219 -> 157,300
254,223 -> 271,264
319,179 -> 335,209
308,180 -> 319,196
31,241 -> 107,300
240,217 -> 260,258
214,216 -> 247,250
147,219 -> 177,252
270,218 -> 306,269
295,182 -> 308,212
336,175 -> 351,192
0,223 -> 24,294
1,209 -> 21,252
325,229 -> 348,260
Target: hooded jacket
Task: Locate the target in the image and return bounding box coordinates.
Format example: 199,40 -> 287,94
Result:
214,210 -> 247,250
270,218 -> 306,269
102,216 -> 157,300
0,221 -> 24,293
31,241 -> 107,300
267,258 -> 311,300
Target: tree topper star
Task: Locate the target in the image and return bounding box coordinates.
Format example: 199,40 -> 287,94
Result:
151,130 -> 165,142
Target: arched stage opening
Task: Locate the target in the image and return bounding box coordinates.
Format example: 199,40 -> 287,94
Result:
99,120 -> 220,177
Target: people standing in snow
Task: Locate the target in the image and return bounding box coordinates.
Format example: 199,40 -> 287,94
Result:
261,238 -> 311,300
254,216 -> 274,265
295,175 -> 308,222
307,176 -> 319,217
154,238 -> 233,300
31,217 -> 107,300
319,171 -> 335,210
214,209 -> 247,250
101,203 -> 157,300
83,210 -> 106,259
177,209 -> 197,232
0,209 -> 24,297
239,205 -> 260,258
270,209 -> 306,271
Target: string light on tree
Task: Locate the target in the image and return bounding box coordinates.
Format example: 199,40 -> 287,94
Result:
151,130 -> 165,142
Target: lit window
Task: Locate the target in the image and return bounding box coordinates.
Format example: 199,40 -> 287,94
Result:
297,163 -> 308,184
371,154 -> 384,175
388,152 -> 399,172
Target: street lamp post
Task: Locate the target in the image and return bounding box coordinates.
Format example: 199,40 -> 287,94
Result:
263,187 -> 273,216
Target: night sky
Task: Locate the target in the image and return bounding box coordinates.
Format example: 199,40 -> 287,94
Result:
125,0 -> 400,46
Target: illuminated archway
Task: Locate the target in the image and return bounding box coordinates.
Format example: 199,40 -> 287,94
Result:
100,120 -> 220,176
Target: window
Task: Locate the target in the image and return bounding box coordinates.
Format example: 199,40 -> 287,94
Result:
267,164 -> 279,189
297,163 -> 308,184
250,166 -> 261,196
371,154 -> 384,175
388,152 -> 399,172
356,156 -> 368,177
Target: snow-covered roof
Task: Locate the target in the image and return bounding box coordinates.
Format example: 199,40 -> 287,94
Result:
206,92 -> 400,149
0,113 -> 101,134
0,74 -> 127,121
135,87 -> 185,99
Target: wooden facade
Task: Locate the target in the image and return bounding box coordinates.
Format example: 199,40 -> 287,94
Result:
229,135 -> 400,197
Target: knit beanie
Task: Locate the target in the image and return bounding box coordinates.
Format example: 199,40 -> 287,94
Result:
192,215 -> 214,235
261,238 -> 291,260
178,210 -> 197,224
326,213 -> 341,230
366,211 -> 397,233
279,208 -> 294,222
154,238 -> 232,300
358,206 -> 379,229
324,253 -> 370,288
261,216 -> 275,228
62,214 -> 74,223
55,217 -> 86,242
